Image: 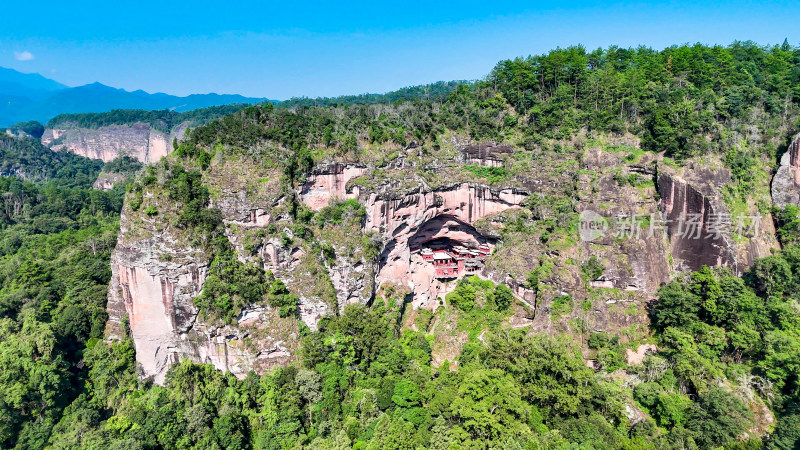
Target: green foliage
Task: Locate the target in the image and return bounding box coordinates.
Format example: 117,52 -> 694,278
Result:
277,80 -> 466,109
315,199 -> 366,227
5,40 -> 800,449
173,141 -> 214,169
769,408 -> 800,449
6,120 -> 45,138
550,294 -> 573,318
650,253 -> 800,442
580,255 -> 605,281
525,267 -> 542,295
445,277 -> 477,312
194,236 -> 268,325
0,143 -> 121,448
131,161 -> 222,233
0,133 -> 104,185
489,42 -> 800,150
266,272 -> 299,318
463,164 -> 508,183
725,147 -> 758,198
774,205 -> 800,246
492,284 -> 513,311
686,387 -> 754,448
103,155 -> 143,174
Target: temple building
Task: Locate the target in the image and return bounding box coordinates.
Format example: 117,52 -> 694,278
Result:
418,243 -> 491,279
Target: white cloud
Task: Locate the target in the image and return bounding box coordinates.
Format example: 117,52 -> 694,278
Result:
14,51 -> 34,61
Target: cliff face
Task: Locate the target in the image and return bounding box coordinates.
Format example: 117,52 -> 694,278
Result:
105,137 -> 783,383
300,163 -> 367,210
106,159 -> 377,382
42,122 -> 188,163
772,135 -> 800,208
106,192 -> 298,384
658,165 -> 777,274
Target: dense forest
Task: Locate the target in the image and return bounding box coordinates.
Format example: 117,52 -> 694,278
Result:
1,41 -> 800,449
0,135 -> 126,447
5,121 -> 45,139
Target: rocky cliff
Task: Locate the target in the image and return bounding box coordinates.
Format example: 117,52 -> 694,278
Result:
772,134 -> 800,208
658,165 -> 776,274
42,122 -> 188,163
105,133 -> 785,382
105,157 -> 381,382
105,167 -> 299,383
300,163 -> 367,209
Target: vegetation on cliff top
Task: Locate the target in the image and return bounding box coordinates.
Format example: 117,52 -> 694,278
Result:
185,41 -> 800,169
46,103 -> 253,133
276,80 -> 468,109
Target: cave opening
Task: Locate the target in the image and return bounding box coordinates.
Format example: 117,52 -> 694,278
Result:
407,215 -> 494,280
374,214 -> 498,308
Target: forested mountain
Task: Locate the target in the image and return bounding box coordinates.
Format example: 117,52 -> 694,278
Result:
0,67 -> 266,127
277,80 -> 467,109
0,41 -> 800,450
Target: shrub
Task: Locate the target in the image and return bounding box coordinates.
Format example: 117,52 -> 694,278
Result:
266,274 -> 299,318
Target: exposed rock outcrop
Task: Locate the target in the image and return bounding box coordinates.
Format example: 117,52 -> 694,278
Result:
772,135 -> 800,208
106,159 -> 381,383
300,163 -> 367,210
459,142 -> 513,167
658,171 -> 737,270
105,136 -> 784,383
42,122 -> 188,163
93,171 -> 127,190
106,198 -> 298,384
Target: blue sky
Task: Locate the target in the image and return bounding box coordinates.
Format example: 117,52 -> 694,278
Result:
1,0 -> 799,100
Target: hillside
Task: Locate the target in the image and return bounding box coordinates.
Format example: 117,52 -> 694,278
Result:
0,133 -> 103,185
0,42 -> 799,449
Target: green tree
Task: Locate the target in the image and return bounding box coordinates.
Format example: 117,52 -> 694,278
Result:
492,284 -> 513,311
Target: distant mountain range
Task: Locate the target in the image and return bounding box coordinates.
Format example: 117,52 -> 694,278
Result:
0,67 -> 266,127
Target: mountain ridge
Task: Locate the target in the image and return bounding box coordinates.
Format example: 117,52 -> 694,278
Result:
0,66 -> 266,126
